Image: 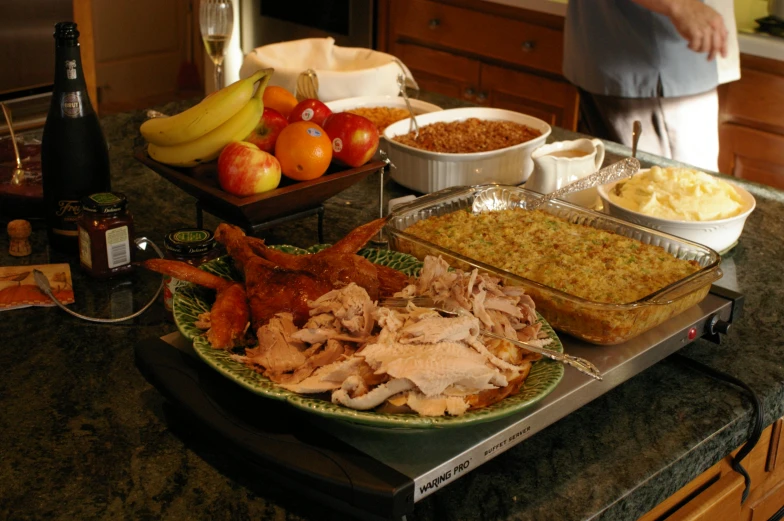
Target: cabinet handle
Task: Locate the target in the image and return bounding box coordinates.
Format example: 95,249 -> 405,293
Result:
476,92 -> 487,102
521,40 -> 536,52
428,18 -> 441,29
463,87 -> 475,99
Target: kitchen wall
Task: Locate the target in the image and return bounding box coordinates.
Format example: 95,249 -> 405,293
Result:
735,0 -> 770,31
0,0 -> 73,95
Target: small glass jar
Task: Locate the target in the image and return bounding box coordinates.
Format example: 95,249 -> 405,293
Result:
163,227 -> 220,312
77,192 -> 134,278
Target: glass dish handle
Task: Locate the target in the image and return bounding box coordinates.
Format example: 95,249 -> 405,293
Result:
646,267 -> 723,305
387,185 -> 468,217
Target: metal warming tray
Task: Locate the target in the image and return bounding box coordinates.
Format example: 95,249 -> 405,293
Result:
135,284 -> 743,521
385,185 -> 723,345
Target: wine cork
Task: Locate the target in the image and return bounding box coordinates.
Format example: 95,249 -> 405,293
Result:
8,219 -> 32,257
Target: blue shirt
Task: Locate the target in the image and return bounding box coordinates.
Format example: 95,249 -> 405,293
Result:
563,0 -> 721,98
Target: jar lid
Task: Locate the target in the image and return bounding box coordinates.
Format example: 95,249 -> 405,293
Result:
164,228 -> 217,256
81,192 -> 127,215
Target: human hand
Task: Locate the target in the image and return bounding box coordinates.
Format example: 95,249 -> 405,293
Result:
667,0 -> 728,60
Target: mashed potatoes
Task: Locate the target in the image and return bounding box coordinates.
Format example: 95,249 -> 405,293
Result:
608,166 -> 745,221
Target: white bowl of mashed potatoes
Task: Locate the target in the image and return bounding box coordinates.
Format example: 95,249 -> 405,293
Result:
597,166 -> 756,253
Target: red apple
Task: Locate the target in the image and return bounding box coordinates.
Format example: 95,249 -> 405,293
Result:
288,98 -> 332,127
321,112 -> 379,168
217,141 -> 281,196
245,107 -> 288,153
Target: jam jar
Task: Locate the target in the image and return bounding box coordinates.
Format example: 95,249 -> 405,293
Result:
163,228 -> 220,313
77,192 -> 134,278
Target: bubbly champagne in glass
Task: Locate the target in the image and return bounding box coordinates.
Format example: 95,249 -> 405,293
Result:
203,34 -> 229,63
199,0 -> 233,90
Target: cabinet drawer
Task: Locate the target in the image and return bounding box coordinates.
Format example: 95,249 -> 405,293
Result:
720,67 -> 784,134
481,64 -> 579,129
391,41 -> 481,102
389,0 -> 564,75
750,479 -> 784,521
392,41 -> 480,85
668,472 -> 744,521
719,122 -> 784,189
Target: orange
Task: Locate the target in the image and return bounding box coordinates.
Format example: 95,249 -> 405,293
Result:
274,121 -> 333,181
262,85 -> 298,119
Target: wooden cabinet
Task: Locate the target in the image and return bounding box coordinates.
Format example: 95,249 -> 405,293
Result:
639,419 -> 784,521
377,0 -> 579,130
74,0 -> 204,115
719,54 -> 784,189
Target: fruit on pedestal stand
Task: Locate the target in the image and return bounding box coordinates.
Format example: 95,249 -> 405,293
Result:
217,141 -> 281,196
274,122 -> 333,181
288,99 -> 332,127
321,113 -> 379,168
141,69 -> 270,146
146,72 -> 272,167
245,108 -> 288,153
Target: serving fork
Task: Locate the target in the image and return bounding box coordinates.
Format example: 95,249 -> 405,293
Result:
379,296 -> 602,381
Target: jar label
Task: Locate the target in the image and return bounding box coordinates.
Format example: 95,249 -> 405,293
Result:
89,193 -> 121,205
105,226 -> 130,269
78,226 -> 92,268
172,229 -> 211,243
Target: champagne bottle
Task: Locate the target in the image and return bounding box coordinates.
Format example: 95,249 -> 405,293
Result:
42,22 -> 111,253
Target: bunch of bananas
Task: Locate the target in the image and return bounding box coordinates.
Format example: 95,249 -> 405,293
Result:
141,69 -> 273,167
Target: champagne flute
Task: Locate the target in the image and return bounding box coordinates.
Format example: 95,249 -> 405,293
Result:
199,0 -> 234,91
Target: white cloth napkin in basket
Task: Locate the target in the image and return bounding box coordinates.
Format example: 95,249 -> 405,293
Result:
239,37 -> 415,102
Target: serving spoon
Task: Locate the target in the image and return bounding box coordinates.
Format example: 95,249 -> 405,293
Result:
612,121 -> 643,197
397,73 -> 420,139
631,120 -> 642,159
526,156 -> 641,210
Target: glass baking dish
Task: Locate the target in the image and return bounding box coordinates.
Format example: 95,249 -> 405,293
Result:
385,185 -> 722,345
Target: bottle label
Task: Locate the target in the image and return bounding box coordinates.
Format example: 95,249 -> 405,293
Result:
66,60 -> 77,80
55,199 -> 81,218
52,199 -> 81,236
105,226 -> 131,269
61,92 -> 84,119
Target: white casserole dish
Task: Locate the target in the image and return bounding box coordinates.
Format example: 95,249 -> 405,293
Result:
597,175 -> 756,253
381,107 -> 551,194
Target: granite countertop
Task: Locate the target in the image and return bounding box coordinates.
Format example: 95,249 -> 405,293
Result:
2,95 -> 784,521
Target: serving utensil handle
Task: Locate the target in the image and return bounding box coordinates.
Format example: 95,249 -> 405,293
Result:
480,329 -> 602,380
527,157 -> 640,210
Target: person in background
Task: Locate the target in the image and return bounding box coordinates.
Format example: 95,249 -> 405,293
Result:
563,0 -> 740,172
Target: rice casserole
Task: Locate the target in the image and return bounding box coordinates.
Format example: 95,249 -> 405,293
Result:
389,192 -> 721,345
392,118 -> 542,153
404,208 -> 700,304
346,107 -> 411,132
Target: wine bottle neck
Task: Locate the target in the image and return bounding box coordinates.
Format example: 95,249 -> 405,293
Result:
53,43 -> 88,92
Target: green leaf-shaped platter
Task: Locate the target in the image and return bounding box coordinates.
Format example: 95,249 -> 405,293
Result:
172,247 -> 564,428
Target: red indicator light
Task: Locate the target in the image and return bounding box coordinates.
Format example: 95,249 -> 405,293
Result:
687,327 -> 697,340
